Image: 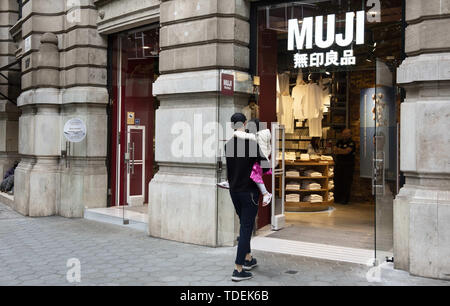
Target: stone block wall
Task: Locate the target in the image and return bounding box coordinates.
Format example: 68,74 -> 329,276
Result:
149,0 -> 253,246
12,0 -> 108,217
394,0 -> 450,280
0,0 -> 20,181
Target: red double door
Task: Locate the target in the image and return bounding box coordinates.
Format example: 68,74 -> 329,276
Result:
110,28 -> 159,207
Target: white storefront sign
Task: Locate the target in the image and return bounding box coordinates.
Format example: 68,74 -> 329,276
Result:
64,118 -> 87,143
288,10 -> 365,68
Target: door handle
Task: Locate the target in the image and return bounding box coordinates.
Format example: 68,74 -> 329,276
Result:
131,142 -> 135,175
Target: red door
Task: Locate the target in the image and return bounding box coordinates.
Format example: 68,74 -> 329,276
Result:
110,28 -> 159,206
256,24 -> 278,229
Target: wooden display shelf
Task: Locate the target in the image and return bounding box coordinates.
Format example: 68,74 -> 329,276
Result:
285,160 -> 334,166
285,176 -> 331,179
284,189 -> 328,192
278,158 -> 335,212
285,201 -> 334,212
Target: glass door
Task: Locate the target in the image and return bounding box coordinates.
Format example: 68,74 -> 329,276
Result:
374,59 -> 396,264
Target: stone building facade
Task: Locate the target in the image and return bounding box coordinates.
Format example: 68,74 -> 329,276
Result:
0,0 -> 448,280
0,1 -> 20,185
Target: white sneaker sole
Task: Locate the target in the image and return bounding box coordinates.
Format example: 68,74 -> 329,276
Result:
231,275 -> 253,282
243,264 -> 258,271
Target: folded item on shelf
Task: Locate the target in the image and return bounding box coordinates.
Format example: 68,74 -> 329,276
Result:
286,194 -> 300,202
286,152 -> 296,161
301,181 -> 322,190
321,155 -> 333,161
303,170 -> 323,177
286,182 -> 300,190
276,151 -> 297,161
310,154 -> 321,161
328,180 -> 335,189
300,153 -> 310,161
303,194 -> 323,203
286,170 -> 300,177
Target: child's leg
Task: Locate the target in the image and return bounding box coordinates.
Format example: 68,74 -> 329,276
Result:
256,182 -> 268,195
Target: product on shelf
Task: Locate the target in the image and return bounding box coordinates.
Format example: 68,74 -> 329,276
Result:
303,194 -> 324,203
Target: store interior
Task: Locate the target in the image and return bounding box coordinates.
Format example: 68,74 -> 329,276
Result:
253,0 -> 403,252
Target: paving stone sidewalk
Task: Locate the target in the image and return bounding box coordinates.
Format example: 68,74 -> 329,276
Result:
0,202 -> 449,286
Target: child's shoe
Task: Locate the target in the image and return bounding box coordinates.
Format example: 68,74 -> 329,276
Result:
217,181 -> 230,189
263,193 -> 272,206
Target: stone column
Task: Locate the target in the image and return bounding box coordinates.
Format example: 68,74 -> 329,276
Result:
13,0 -> 108,217
149,0 -> 252,246
0,0 -> 20,180
395,0 -> 450,280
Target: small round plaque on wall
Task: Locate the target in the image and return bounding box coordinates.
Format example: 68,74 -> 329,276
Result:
64,118 -> 87,143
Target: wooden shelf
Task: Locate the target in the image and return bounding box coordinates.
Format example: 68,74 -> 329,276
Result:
278,158 -> 335,213
285,189 -> 328,192
285,201 -> 334,212
286,176 -> 331,179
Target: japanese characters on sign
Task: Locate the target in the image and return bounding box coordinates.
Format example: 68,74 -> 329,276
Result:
294,49 -> 356,69
288,10 -> 365,69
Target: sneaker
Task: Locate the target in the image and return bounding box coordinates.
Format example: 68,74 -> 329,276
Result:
217,181 -> 230,189
262,193 -> 272,206
243,257 -> 258,271
231,269 -> 253,282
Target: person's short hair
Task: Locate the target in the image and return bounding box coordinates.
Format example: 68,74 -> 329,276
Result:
231,113 -> 247,130
246,119 -> 261,134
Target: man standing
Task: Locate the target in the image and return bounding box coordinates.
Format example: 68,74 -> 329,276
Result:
225,113 -> 269,282
334,129 -> 356,204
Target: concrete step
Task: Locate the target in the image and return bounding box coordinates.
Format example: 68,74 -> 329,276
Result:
84,206 -> 148,232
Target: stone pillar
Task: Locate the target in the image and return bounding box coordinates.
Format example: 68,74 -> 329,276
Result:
395,0 -> 450,280
13,0 -> 108,217
0,0 -> 20,180
149,0 -> 252,246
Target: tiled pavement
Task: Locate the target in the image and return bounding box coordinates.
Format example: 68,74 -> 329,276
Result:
0,202 -> 449,286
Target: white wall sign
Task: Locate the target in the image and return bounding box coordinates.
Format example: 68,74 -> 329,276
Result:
288,10 -> 365,68
64,118 -> 87,143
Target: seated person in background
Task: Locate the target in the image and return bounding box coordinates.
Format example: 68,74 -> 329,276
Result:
307,137 -> 322,155
0,161 -> 18,194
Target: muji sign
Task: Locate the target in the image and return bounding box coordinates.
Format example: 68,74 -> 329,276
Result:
221,73 -> 234,96
288,10 -> 366,68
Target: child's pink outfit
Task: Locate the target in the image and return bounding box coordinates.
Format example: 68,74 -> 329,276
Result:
250,161 -> 272,184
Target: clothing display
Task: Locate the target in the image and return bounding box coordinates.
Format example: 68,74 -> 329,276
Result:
286,194 -> 300,202
303,170 -> 323,177
286,170 -> 300,177
321,155 -> 334,161
301,181 -> 322,190
277,72 -> 295,134
300,154 -> 310,161
328,180 -> 335,189
278,95 -> 294,134
328,192 -> 334,202
286,182 -> 300,190
303,194 -> 323,203
292,79 -> 308,120
328,166 -> 334,177
303,83 -> 324,120
308,110 -> 324,137
309,154 -> 321,161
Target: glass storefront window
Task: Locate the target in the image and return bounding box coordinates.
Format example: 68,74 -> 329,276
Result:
254,0 -> 403,264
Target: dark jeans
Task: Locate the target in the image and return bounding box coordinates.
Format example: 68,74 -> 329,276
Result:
230,191 -> 259,266
335,161 -> 355,204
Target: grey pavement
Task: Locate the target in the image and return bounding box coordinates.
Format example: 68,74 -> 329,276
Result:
0,202 -> 449,286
